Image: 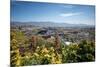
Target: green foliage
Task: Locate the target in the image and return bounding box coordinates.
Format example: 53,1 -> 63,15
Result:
76,40 -> 95,62
62,44 -> 79,63
10,30 -> 28,66
10,30 -> 95,66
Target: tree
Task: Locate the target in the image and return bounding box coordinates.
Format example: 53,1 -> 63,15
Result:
77,40 -> 95,62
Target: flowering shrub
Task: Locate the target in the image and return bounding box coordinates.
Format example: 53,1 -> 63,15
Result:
10,31 -> 95,66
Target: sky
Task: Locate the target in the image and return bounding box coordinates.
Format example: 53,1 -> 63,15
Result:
11,1 -> 95,25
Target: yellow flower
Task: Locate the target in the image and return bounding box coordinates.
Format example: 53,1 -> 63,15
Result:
55,60 -> 62,64
25,56 -> 29,58
16,58 -> 20,66
50,47 -> 54,52
37,46 -> 40,49
44,54 -> 51,57
51,53 -> 62,64
51,53 -> 55,57
41,47 -> 49,53
34,53 -> 39,56
51,57 -> 55,64
12,39 -> 17,44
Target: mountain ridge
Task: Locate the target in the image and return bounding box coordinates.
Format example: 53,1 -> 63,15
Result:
11,21 -> 95,28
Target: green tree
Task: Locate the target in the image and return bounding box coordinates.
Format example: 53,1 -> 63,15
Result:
77,40 -> 95,62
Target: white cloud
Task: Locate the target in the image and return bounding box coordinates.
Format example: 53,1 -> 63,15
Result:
60,12 -> 82,17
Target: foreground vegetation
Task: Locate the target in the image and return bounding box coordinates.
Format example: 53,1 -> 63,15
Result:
10,30 -> 95,66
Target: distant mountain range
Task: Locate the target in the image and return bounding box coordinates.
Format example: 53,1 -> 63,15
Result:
11,21 -> 95,28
